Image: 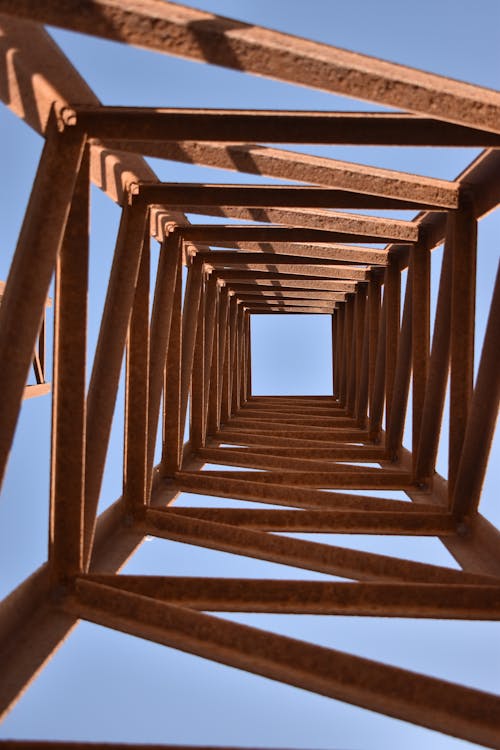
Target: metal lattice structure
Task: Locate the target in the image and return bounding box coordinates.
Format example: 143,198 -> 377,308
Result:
1,1 -> 500,747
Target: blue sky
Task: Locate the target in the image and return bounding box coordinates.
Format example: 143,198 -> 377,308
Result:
1,1 -> 499,747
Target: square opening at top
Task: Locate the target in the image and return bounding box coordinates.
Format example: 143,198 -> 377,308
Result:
250,314 -> 333,396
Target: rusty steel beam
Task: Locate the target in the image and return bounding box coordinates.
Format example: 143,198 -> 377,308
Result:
171,472 -> 432,512
123,228 -> 150,515
451,263 -> 500,521
217,267 -> 368,280
414,224 -> 453,483
69,579 -> 500,746
226,279 -> 358,291
49,147 -> 90,583
179,225 -> 414,245
85,575 -> 500,619
146,229 -> 183,492
144,510 -> 490,585
0,17 -> 171,208
235,291 -> 347,302
223,414 -> 355,428
194,242 -> 390,265
104,141 -> 461,207
201,252 -> 382,268
239,301 -> 341,311
0,113 -> 85,490
411,244 -> 430,466
448,206 -> 477,495
156,507 -> 454,534
161,259 -> 184,477
83,200 -> 149,567
179,468 -> 411,490
197,448 -> 375,473
182,207 -> 418,241
243,303 -> 336,313
386,267 -> 413,460
137,182 -> 451,210
4,0 -> 500,133
70,107 -> 500,144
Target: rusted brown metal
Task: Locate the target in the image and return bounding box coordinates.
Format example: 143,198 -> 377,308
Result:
451,264 -> 500,521
123,227 -> 150,516
104,142 -> 461,207
4,0 -> 500,133
411,244 -> 430,465
386,267 -> 413,460
137,182 -> 450,210
2,8 -> 500,750
49,146 -> 90,583
83,200 -> 149,568
414,223 -> 454,483
161,259 -> 184,477
68,579 -> 500,747
449,205 -> 477,494
0,111 -> 86,489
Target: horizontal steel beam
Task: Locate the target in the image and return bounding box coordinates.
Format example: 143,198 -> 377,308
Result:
68,108 -> 500,143
200,252 -> 384,267
68,579 -> 500,746
103,141 -> 461,207
186,468 -> 411,489
4,0 -> 500,134
225,279 -> 357,291
195,242 -> 390,265
180,205 -> 420,241
233,290 -> 346,301
136,182 -> 454,210
172,472 -> 431,511
161,507 -> 453,533
144,510 -> 493,584
85,575 -> 500,618
181,225 -> 414,244
217,268 -> 368,280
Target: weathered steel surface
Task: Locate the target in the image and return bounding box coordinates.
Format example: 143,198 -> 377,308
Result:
86,574 -> 500,619
3,0 -> 500,132
1,6 -> 500,748
68,579 -> 500,747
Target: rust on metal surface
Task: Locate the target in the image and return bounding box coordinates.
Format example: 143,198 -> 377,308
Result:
1,4 -> 499,749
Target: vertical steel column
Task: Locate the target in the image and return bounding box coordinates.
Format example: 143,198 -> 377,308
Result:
384,259 -> 400,430
49,146 -> 90,583
0,111 -> 86,488
225,295 -> 238,420
411,243 -> 430,470
414,223 -> 453,484
83,199 -> 148,569
146,228 -> 182,495
353,285 -> 366,416
180,257 -> 203,446
331,313 -> 336,396
207,285 -> 221,437
369,293 -> 387,442
202,275 -> 219,443
161,259 -> 183,476
343,295 -> 354,412
246,310 -> 252,401
217,287 -> 231,427
449,203 -> 477,494
191,272 -> 207,451
451,263 -> 500,519
233,303 -> 245,413
123,226 -> 150,517
336,304 -> 346,405
368,275 -> 381,415
386,266 -> 413,460
356,297 -> 370,427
